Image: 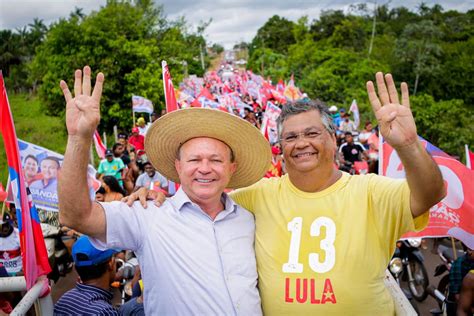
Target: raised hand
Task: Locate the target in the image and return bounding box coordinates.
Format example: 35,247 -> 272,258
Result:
60,66 -> 104,138
367,72 -> 417,149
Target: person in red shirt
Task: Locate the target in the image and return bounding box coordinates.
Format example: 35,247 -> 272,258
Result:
128,127 -> 144,152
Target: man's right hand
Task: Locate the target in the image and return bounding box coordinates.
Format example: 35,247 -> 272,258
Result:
60,66 -> 104,138
123,187 -> 166,208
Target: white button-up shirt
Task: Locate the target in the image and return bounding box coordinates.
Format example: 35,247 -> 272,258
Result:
92,188 -> 262,316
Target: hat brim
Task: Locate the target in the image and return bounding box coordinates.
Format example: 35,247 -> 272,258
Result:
145,108 -> 271,189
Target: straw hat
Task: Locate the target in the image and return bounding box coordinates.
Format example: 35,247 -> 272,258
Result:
145,108 -> 271,189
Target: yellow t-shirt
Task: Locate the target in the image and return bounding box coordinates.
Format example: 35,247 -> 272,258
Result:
231,172 -> 428,315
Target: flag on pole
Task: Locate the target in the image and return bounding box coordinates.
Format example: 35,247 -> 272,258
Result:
466,144 -> 473,170
260,101 -> 282,144
132,95 -> 154,114
349,99 -> 360,130
0,72 -> 51,289
93,130 -> 106,159
380,136 -> 474,241
162,60 -> 178,113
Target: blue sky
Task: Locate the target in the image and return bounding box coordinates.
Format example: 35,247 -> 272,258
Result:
0,0 -> 472,48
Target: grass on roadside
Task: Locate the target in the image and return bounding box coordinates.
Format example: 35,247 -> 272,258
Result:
0,93 -> 68,186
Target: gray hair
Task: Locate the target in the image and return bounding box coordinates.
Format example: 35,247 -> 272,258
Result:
277,99 -> 336,141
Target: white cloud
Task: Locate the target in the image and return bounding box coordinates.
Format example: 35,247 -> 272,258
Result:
0,0 -> 472,48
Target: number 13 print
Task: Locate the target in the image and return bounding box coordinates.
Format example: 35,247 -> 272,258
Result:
282,217 -> 336,274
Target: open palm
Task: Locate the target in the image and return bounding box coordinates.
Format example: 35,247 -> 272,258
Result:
367,72 -> 417,149
60,66 -> 104,138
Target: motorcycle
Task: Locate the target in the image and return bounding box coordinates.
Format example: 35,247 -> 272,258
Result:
114,252 -> 139,305
41,223 -> 73,283
388,238 -> 429,302
428,242 -> 464,315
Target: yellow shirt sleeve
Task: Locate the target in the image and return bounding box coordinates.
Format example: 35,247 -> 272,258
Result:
368,175 -> 429,249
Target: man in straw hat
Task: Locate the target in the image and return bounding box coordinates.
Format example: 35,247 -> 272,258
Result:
131,73 -> 446,314
58,66 -> 270,315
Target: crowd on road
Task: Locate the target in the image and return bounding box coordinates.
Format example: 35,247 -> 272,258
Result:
0,62 -> 472,315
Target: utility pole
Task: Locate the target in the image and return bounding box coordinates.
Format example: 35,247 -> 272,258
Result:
200,44 -> 205,71
368,1 -> 377,59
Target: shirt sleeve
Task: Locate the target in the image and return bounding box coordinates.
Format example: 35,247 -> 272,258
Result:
135,174 -> 145,188
229,178 -> 269,214
117,159 -> 125,170
97,161 -> 105,174
368,175 -> 429,249
90,201 -> 145,252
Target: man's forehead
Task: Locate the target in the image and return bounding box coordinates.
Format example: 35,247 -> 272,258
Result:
181,137 -> 231,150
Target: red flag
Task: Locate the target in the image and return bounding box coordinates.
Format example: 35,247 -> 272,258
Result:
0,72 -> 51,289
0,182 -> 6,202
93,130 -> 106,159
381,137 -> 474,241
466,144 -> 474,170
162,61 -> 178,113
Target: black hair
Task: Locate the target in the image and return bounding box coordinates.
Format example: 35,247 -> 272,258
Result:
277,99 -> 335,140
102,176 -> 127,196
96,186 -> 106,194
112,143 -> 123,152
24,154 -> 38,165
41,156 -> 61,168
344,131 -> 353,136
74,255 -> 110,282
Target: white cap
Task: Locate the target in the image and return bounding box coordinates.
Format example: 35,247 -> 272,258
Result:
329,105 -> 338,112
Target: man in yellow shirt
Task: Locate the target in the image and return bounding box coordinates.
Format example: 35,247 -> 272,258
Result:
132,73 -> 446,314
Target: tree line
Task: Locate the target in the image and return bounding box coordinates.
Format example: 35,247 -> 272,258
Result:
244,4 -> 473,157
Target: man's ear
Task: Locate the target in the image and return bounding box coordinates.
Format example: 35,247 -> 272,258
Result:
108,257 -> 115,271
229,162 -> 237,175
175,159 -> 181,174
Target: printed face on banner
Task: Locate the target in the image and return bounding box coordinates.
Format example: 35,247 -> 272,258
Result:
7,140 -> 101,212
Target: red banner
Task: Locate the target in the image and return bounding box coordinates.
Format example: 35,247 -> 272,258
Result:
0,72 -> 51,289
381,138 -> 474,243
162,60 -> 178,113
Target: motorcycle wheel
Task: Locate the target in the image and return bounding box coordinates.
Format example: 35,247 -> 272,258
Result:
436,274 -> 450,309
407,259 -> 429,302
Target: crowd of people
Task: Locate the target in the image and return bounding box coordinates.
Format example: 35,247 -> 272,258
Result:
0,62 -> 472,315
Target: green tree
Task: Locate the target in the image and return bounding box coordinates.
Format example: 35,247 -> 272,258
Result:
30,0 -> 206,131
395,20 -> 442,95
250,15 -> 296,55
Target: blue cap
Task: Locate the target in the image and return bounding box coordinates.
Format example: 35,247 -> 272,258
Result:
105,149 -> 113,157
72,236 -> 118,267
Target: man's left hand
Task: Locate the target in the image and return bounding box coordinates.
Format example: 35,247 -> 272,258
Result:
367,72 -> 417,150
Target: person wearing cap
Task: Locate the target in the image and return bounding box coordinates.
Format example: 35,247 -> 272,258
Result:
136,117 -> 148,136
58,66 -> 269,315
54,236 -> 119,315
128,127 -> 144,152
97,148 -> 125,187
132,73 -> 446,314
328,105 -> 341,129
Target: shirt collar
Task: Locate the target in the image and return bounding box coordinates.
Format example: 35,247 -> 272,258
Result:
76,282 -> 113,300
171,187 -> 237,214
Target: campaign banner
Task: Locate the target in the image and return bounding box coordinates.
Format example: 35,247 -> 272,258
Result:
7,139 -> 101,212
261,101 -> 282,144
132,95 -> 154,114
381,137 -> 474,240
